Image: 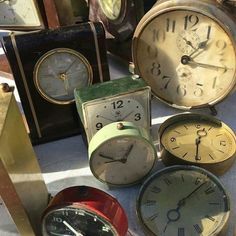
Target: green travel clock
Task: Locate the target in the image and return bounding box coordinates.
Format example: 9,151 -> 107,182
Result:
88,121 -> 157,186
74,76 -> 151,142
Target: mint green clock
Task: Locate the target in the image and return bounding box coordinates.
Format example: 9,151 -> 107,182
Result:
74,76 -> 151,142
88,121 -> 157,186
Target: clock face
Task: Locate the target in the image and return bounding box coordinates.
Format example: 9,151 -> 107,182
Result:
34,48 -> 92,104
98,0 -> 122,20
0,0 -> 42,27
160,116 -> 236,164
137,166 -> 230,236
84,90 -> 150,141
90,136 -> 156,186
42,206 -> 116,236
133,8 -> 236,108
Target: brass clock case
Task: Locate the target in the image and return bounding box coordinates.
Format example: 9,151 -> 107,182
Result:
158,113 -> 236,175
137,165 -> 230,236
34,48 -> 93,105
132,0 -> 236,109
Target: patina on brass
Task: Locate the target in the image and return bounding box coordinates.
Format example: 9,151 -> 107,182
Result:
0,85 -> 48,235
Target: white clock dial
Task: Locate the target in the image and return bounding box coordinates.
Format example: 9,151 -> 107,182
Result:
90,136 -> 156,186
34,48 -> 92,104
0,0 -> 42,27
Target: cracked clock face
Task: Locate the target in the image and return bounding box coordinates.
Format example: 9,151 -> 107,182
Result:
83,90 -> 150,141
0,0 -> 43,28
133,6 -> 236,108
34,48 -> 92,104
137,165 -> 230,236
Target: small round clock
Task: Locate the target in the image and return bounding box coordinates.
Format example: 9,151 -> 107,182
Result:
41,186 -> 128,236
0,0 -> 44,30
137,165 -> 230,236
132,0 -> 236,109
158,113 -> 236,175
75,76 -> 151,142
34,48 -> 93,105
88,121 -> 157,186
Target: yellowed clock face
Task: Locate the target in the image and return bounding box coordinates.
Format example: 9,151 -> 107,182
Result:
137,166 -> 230,236
99,0 -> 122,20
133,9 -> 236,108
160,117 -> 236,164
0,0 -> 42,27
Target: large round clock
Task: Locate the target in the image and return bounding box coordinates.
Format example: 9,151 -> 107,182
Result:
132,0 -> 236,109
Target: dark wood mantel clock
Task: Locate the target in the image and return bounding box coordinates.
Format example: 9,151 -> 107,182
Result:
2,22 -> 110,145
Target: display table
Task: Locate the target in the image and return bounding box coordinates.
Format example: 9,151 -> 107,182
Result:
0,54 -> 235,236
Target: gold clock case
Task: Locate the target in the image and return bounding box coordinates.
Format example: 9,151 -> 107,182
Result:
132,0 -> 236,109
0,86 -> 48,235
158,113 -> 236,175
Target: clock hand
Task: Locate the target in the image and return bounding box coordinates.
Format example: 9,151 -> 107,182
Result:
181,36 -> 197,50
96,114 -> 116,122
60,73 -> 70,94
189,39 -> 209,57
63,220 -> 84,236
121,111 -> 134,120
181,55 -> 230,72
163,208 -> 181,233
99,153 -> 115,160
195,137 -> 201,161
121,144 -> 134,163
65,59 -> 78,73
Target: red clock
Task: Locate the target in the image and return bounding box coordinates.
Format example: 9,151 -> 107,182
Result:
41,186 -> 128,236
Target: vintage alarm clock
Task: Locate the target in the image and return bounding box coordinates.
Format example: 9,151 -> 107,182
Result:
2,22 -> 110,144
0,0 -> 49,30
41,186 -> 128,236
0,84 -> 48,235
74,76 -> 151,142
88,121 -> 157,186
137,165 -> 230,236
132,0 -> 236,110
158,113 -> 236,175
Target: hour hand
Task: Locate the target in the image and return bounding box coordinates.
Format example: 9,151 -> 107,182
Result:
99,153 -> 115,160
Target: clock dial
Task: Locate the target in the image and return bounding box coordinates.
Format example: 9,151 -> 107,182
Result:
34,48 -> 92,104
42,206 -> 116,236
161,118 -> 236,164
98,0 -> 122,20
85,94 -> 149,140
137,166 -> 230,236
133,7 -> 236,108
90,136 -> 156,186
0,0 -> 42,27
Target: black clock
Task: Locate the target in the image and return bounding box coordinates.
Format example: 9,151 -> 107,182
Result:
2,22 -> 110,145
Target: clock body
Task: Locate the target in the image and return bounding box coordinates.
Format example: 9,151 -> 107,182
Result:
132,0 -> 236,109
2,22 -> 110,145
74,76 -> 151,142
137,165 -> 230,236
41,186 -> 128,236
158,113 -> 236,175
88,121 -> 157,186
0,0 -> 45,30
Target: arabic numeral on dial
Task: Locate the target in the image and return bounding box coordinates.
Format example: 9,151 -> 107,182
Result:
166,18 -> 176,33
212,77 -> 217,89
151,62 -> 161,76
112,100 -> 124,109
162,75 -> 172,89
220,140 -> 226,146
96,122 -> 103,130
53,217 -> 63,223
216,40 -> 227,52
184,15 -> 199,30
177,84 -> 187,96
152,29 -> 165,42
134,113 -> 141,121
194,86 -> 203,97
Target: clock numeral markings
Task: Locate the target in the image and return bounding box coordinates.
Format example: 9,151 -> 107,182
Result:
96,122 -> 103,130
145,200 -> 156,206
170,137 -> 176,142
182,152 -> 188,158
177,84 -> 187,96
205,187 -> 215,195
184,125 -> 188,130
195,177 -> 202,185
181,174 -> 185,182
206,26 -> 211,39
151,186 -> 161,194
178,227 -> 185,236
220,140 -> 226,146
112,100 -> 124,109
151,62 -> 161,76
205,215 -> 216,222
134,113 -> 141,121
163,178 -> 172,186
216,149 -> 225,154
184,15 -> 199,30
216,40 -> 227,54
208,202 -> 220,206
166,18 -> 176,33
152,29 -> 166,42
209,154 -> 214,160
212,77 -> 217,89
147,213 -> 159,221
172,146 -> 180,150
193,224 -> 203,234
161,75 -> 172,89
194,86 -> 204,97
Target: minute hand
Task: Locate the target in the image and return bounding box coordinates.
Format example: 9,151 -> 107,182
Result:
187,60 -> 230,71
